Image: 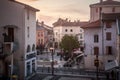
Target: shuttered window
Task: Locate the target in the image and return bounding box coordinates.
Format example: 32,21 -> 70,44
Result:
94,35 -> 99,43
94,47 -> 99,55
106,46 -> 112,55
106,32 -> 111,40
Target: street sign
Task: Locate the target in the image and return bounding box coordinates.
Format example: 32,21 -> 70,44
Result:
105,60 -> 118,71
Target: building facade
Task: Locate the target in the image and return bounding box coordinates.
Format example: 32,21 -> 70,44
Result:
53,18 -> 87,50
36,21 -> 53,53
82,0 -> 120,70
0,0 -> 39,79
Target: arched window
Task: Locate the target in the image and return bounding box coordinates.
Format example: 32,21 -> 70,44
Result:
27,45 -> 31,52
32,44 -> 35,51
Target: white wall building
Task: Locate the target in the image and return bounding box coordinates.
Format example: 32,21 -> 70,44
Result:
53,18 -> 87,50
82,0 -> 120,70
0,0 -> 39,79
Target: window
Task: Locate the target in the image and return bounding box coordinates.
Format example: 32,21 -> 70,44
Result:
8,28 -> 14,42
26,62 -> 30,76
70,29 -> 73,32
79,41 -> 83,45
112,7 -> 115,12
32,60 -> 35,72
27,27 -> 30,38
80,34 -> 83,39
108,60 -> 113,63
38,32 -> 40,37
94,47 -> 99,55
99,7 -> 102,12
106,46 -> 112,55
106,22 -> 112,28
32,44 -> 35,51
106,32 -> 111,40
41,39 -> 43,44
27,45 -> 31,52
41,32 -> 43,37
94,35 -> 99,43
65,29 -> 67,32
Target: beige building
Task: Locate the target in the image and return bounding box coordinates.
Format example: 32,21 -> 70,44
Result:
0,0 -> 39,79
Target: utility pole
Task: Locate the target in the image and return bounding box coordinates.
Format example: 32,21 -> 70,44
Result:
50,38 -> 55,75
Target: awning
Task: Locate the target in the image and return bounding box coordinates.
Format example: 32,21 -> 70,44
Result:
76,53 -> 84,58
73,50 -> 83,54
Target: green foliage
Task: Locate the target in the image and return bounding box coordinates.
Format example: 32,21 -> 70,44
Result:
60,35 -> 80,54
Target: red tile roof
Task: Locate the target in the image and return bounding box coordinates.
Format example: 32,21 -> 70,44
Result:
53,18 -> 88,27
81,20 -> 101,28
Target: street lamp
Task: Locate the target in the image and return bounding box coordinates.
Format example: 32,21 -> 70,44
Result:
50,47 -> 54,75
94,54 -> 99,80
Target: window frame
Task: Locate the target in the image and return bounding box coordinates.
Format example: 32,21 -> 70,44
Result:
94,34 -> 99,43
106,32 -> 111,40
106,46 -> 112,55
94,47 -> 99,55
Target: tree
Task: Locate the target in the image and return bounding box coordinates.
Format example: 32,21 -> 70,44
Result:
60,35 -> 80,58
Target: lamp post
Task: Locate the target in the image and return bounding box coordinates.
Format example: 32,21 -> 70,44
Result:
50,47 -> 54,75
94,54 -> 99,80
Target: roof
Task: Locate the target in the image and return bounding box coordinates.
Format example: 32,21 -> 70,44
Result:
53,18 -> 88,27
81,20 -> 101,28
90,0 -> 120,7
9,0 -> 39,11
81,13 -> 120,29
36,21 -> 53,31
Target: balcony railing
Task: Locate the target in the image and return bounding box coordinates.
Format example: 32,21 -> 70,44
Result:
0,42 -> 18,59
3,33 -> 14,42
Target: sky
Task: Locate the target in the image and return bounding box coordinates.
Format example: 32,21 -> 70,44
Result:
16,0 -> 118,26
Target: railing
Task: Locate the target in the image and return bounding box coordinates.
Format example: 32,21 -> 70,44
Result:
3,35 -> 14,42
0,42 -> 19,59
36,67 -> 107,80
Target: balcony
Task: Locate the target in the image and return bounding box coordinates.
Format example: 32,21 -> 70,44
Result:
3,33 -> 14,42
0,42 -> 18,60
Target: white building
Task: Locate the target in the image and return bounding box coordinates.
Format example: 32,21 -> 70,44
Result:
82,0 -> 120,70
53,18 -> 87,50
0,0 -> 39,79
